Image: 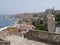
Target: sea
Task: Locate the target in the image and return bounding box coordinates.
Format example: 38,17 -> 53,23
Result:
0,15 -> 60,34
0,15 -> 16,29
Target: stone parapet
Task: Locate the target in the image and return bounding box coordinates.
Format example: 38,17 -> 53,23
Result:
24,30 -> 60,44
0,41 -> 10,45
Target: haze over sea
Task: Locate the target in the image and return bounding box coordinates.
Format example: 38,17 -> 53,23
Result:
0,15 -> 16,29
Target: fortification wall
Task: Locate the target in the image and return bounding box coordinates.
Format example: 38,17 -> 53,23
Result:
24,30 -> 60,44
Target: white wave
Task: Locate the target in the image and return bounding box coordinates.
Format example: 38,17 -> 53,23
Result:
0,26 -> 10,31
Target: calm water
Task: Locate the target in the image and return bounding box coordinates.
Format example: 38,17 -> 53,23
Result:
0,15 -> 16,28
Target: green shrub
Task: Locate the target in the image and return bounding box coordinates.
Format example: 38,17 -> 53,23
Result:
36,24 -> 45,30
32,21 -> 48,31
55,13 -> 60,26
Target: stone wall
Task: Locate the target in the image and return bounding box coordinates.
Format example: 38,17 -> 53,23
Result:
0,32 -> 10,45
25,30 -> 60,44
2,27 -> 21,36
0,41 -> 10,45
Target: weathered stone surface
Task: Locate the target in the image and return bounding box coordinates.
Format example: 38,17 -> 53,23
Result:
25,30 -> 60,44
0,41 -> 10,45
47,14 -> 55,33
5,35 -> 49,45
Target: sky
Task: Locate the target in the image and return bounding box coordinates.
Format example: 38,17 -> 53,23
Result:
0,0 -> 60,15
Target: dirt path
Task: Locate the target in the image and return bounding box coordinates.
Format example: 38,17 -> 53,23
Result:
5,35 -> 50,45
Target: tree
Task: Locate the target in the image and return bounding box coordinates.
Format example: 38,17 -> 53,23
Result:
55,13 -> 60,21
55,13 -> 60,26
32,20 -> 48,31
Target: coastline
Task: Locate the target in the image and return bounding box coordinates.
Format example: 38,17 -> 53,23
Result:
0,19 -> 19,31
0,26 -> 10,31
